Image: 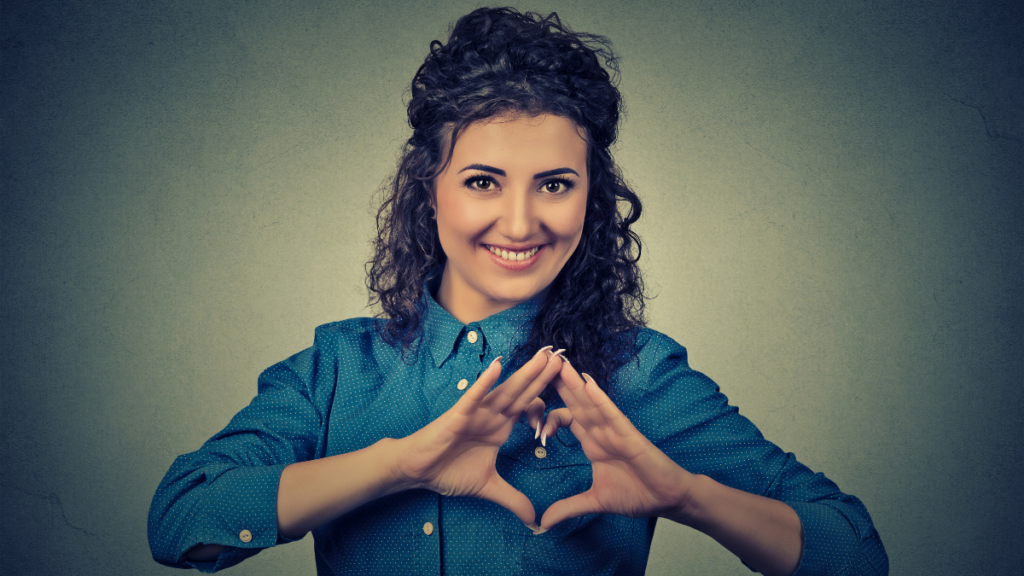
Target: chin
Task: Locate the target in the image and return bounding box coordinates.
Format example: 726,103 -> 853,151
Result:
486,280 -> 547,305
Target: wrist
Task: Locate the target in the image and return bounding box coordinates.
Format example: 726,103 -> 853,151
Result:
666,473 -> 713,528
377,437 -> 420,494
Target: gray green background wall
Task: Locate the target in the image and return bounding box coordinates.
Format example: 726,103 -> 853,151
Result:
2,0 -> 1021,574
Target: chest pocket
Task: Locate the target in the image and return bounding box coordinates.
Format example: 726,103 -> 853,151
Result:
496,423 -> 593,537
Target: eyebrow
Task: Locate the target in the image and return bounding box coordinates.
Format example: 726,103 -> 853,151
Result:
458,164 -> 580,179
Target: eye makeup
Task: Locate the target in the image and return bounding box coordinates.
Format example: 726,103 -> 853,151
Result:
461,173 -> 577,194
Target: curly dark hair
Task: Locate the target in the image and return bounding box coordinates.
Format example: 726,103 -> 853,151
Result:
366,7 -> 646,387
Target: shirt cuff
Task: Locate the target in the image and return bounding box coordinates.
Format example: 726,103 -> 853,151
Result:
788,501 -> 859,576
183,463 -> 291,572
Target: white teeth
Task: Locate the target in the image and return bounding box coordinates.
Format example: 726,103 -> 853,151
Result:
488,246 -> 540,261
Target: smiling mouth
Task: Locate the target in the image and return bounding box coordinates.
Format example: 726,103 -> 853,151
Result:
485,245 -> 541,262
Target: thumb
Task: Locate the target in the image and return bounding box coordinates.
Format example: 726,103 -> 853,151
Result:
478,475 -> 538,530
540,491 -> 601,531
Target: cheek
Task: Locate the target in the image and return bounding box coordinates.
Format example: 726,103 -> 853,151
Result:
435,190 -> 490,246
554,195 -> 588,244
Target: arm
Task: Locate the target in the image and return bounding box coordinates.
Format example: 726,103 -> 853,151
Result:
539,367 -> 801,576
540,354 -> 887,576
152,338 -> 562,570
183,437 -> 407,562
277,347 -> 562,538
669,474 -> 802,576
149,335 -> 331,570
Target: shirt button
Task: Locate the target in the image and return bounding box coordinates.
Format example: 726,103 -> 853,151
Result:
457,378 -> 469,390
534,446 -> 547,459
238,529 -> 252,543
423,522 -> 434,535
467,331 -> 479,343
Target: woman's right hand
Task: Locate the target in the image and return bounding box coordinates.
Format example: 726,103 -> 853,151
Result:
393,346 -> 563,529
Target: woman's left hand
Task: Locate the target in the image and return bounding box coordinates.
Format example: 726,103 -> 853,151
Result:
537,361 -> 697,531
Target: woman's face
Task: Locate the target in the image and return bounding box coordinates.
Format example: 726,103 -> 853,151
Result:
433,114 -> 589,323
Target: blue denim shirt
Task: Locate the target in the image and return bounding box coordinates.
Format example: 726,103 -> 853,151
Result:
149,290 -> 887,575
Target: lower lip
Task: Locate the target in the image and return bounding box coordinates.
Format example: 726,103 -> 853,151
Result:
484,245 -> 544,271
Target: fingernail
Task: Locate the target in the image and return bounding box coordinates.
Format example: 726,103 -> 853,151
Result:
490,356 -> 503,368
532,526 -> 548,535
582,373 -> 593,383
558,353 -> 570,365
541,429 -> 547,447
526,523 -> 542,533
538,345 -> 554,358
535,420 -> 541,439
551,349 -> 565,358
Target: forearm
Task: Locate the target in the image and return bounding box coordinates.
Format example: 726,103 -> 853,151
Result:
184,438 -> 409,562
276,437 -> 411,539
668,474 -> 803,576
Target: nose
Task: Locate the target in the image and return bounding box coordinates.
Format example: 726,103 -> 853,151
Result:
502,186 -> 536,242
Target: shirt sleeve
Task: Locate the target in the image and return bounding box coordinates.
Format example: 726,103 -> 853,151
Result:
620,332 -> 888,576
148,329 -> 333,572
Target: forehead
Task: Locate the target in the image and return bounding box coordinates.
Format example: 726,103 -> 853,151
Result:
447,114 -> 588,168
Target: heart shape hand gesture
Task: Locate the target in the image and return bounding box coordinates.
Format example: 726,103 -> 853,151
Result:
396,347 -> 697,532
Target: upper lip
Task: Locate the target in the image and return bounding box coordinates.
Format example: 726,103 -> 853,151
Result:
484,243 -> 542,252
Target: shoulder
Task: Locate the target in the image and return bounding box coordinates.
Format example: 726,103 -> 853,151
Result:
618,327 -> 693,384
633,327 -> 689,365
313,317 -> 381,342
309,316 -> 407,366
612,326 -> 720,400
309,317 -> 392,349
613,328 -> 736,442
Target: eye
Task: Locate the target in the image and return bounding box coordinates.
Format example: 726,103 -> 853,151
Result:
541,178 -> 575,194
464,175 -> 497,191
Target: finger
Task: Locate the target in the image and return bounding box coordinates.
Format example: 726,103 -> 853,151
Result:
461,356 -> 503,406
505,352 -> 564,415
525,397 -> 546,437
478,475 -> 538,529
486,347 -> 552,410
582,373 -> 638,437
540,408 -> 573,447
554,363 -> 601,428
539,490 -> 601,531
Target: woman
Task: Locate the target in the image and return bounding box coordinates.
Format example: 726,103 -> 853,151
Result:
149,7 -> 887,575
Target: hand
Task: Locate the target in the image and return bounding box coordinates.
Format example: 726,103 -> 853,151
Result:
396,346 -> 563,529
538,361 -> 697,531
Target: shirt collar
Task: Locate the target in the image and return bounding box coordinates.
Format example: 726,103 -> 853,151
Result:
421,273 -> 545,368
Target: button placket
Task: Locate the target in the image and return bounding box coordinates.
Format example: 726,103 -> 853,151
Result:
454,324 -> 487,394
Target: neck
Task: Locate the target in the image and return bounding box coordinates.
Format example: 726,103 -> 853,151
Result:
435,268 -> 515,324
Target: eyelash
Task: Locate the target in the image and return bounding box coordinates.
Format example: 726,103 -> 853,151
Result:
462,174 -> 576,194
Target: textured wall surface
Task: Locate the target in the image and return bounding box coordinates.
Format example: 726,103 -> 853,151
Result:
1,0 -> 1020,574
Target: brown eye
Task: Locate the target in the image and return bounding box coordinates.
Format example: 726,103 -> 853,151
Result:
471,178 -> 493,190
543,180 -> 572,194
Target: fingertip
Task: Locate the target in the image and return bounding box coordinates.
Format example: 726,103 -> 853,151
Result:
581,373 -> 608,401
